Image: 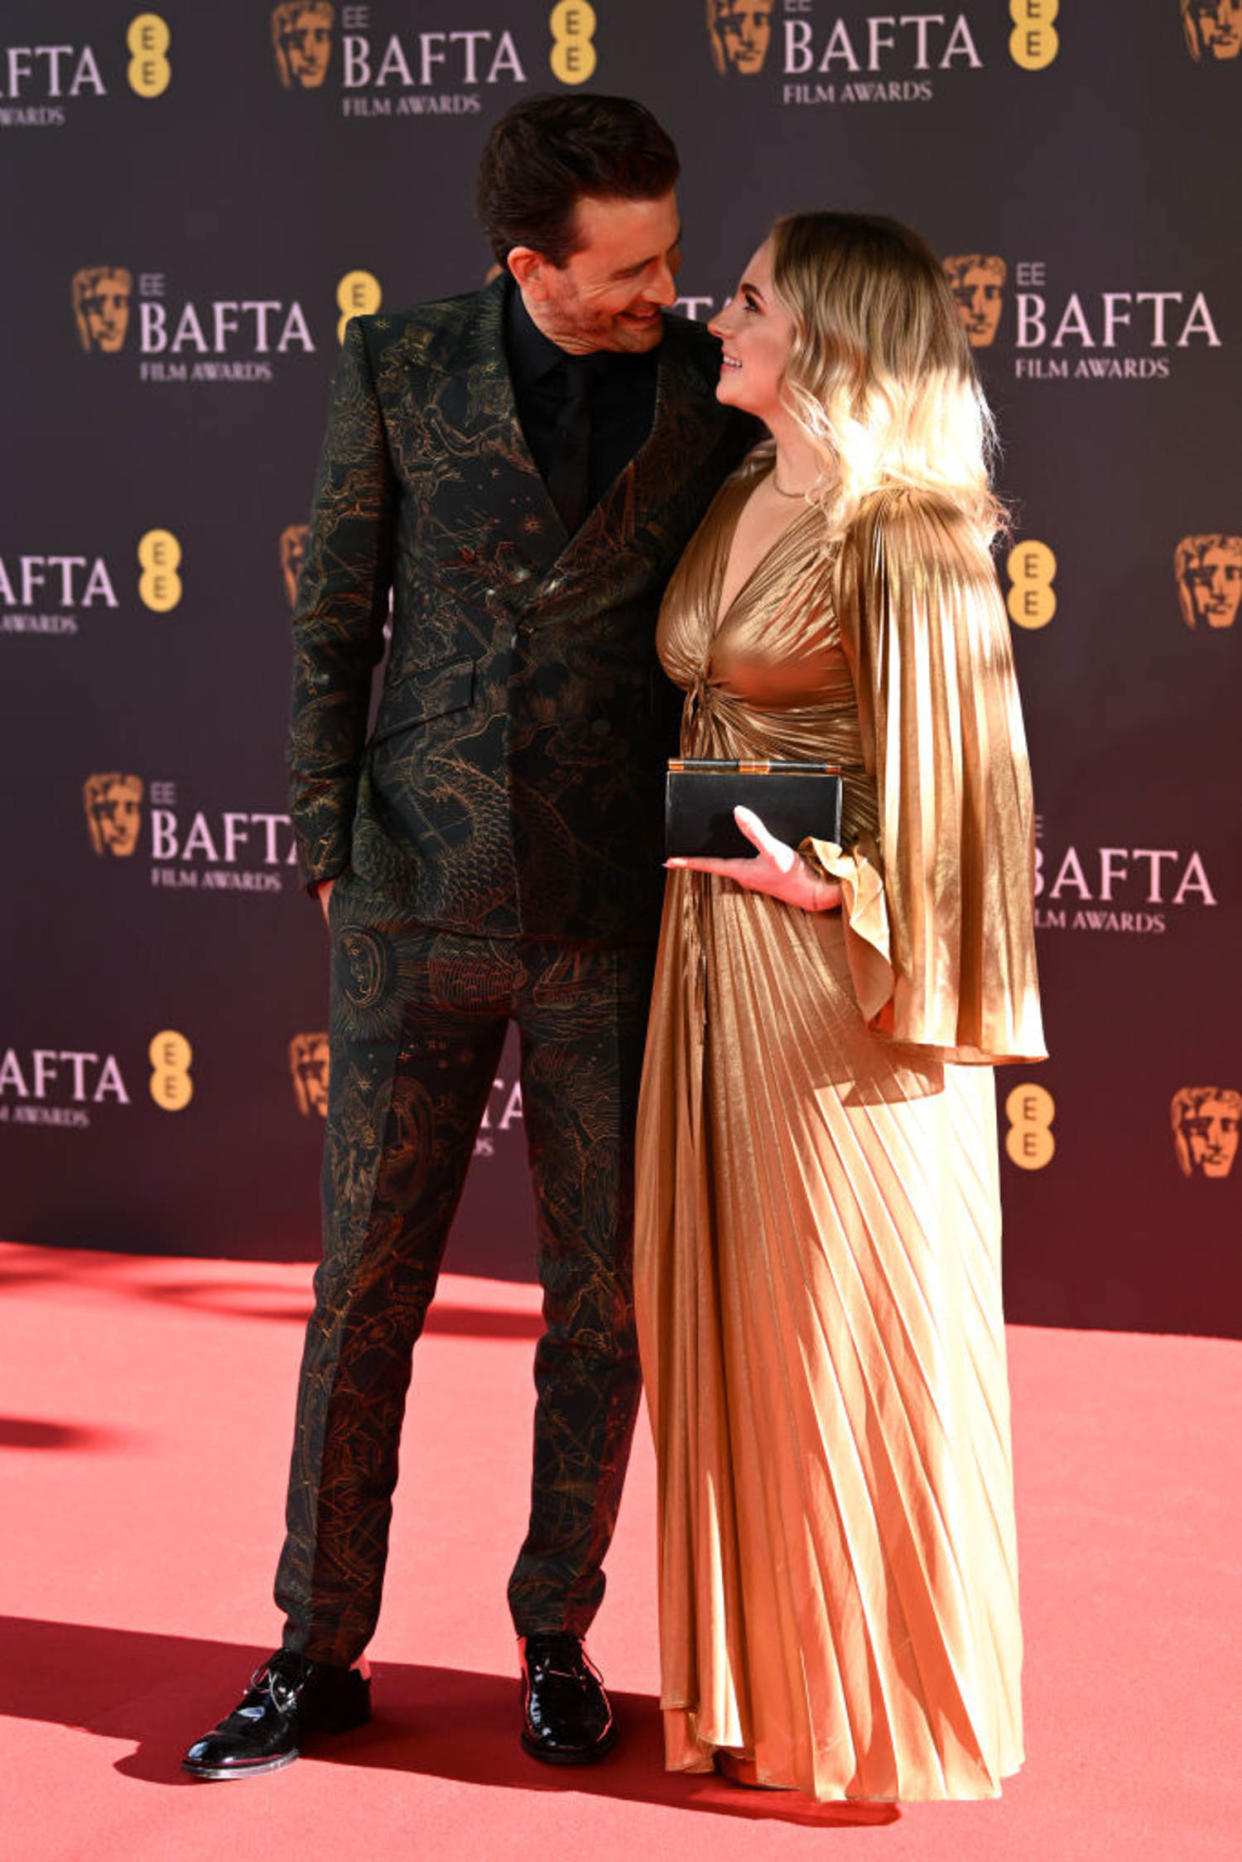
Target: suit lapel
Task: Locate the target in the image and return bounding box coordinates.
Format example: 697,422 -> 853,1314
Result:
555,316 -> 731,573
458,294 -> 729,572
402,293 -> 730,591
411,282 -> 570,575
610,316 -> 727,536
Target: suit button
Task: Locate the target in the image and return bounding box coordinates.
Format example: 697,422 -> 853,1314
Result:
512,566 -> 531,584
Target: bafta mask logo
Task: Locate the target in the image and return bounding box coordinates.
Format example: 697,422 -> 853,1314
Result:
1171,1086 -> 1241,1179
943,254 -> 1007,348
289,1032 -> 329,1116
1182,0 -> 1242,61
83,773 -> 144,858
272,0 -> 334,89
1174,534 -> 1242,629
280,524 -> 309,607
72,267 -> 132,354
706,1 -> 773,76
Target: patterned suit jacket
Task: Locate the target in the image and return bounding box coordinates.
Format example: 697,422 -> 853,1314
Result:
287,279 -> 755,945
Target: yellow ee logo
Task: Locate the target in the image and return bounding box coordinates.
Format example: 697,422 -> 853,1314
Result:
337,270 -> 382,345
127,14 -> 171,97
550,1 -> 597,85
149,1029 -> 193,1111
1006,539 -> 1056,630
1009,0 -> 1059,69
138,529 -> 183,612
1005,1083 -> 1055,1170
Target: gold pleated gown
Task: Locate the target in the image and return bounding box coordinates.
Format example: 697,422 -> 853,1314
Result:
634,461 -> 1046,1802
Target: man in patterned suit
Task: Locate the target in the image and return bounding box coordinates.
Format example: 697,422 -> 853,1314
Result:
184,94 -> 755,1779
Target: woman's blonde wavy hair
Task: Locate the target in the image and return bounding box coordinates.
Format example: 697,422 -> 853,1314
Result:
768,211 -> 1004,546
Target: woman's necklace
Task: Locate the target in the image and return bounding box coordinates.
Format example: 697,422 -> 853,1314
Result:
769,465 -> 817,499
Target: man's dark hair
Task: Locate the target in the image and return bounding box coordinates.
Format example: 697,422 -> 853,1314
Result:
476,94 -> 679,268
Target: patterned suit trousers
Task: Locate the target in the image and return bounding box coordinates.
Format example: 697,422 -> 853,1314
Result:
274,873 -> 654,1666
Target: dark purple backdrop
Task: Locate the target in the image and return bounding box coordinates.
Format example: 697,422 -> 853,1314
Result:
2,2 -> 1239,1336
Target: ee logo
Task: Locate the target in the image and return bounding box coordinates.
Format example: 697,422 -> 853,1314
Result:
1009,0 -> 1059,70
550,2 -> 597,85
150,1030 -> 193,1112
127,14 -> 171,97
138,529 -> 182,612
337,270 -> 382,346
1005,1083 -> 1055,1170
1007,539 -> 1056,630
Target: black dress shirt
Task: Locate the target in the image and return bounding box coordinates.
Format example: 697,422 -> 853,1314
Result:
505,283 -> 660,532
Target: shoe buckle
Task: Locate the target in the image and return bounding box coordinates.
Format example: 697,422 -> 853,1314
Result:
252,1661 -> 302,1713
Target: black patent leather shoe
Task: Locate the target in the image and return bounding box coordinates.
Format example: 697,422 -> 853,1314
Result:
181,1651 -> 371,1779
519,1633 -> 616,1765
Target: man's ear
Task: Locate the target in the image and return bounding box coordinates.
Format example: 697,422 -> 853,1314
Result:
506,246 -> 549,297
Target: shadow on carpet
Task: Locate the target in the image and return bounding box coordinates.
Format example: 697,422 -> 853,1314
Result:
1,1616 -> 898,1830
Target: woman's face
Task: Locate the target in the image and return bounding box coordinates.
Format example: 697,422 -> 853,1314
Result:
708,239 -> 796,424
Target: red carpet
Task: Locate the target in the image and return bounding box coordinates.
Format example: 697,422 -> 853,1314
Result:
1,1241 -> 1236,1861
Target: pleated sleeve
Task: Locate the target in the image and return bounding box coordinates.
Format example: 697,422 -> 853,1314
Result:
808,488 -> 1046,1065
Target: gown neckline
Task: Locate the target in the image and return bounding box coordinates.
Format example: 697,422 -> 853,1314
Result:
708,463 -> 825,638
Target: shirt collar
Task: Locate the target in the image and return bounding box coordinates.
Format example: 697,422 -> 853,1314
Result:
506,279 -> 574,390
504,276 -> 662,388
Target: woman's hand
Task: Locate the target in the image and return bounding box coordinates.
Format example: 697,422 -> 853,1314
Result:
666,806 -> 842,913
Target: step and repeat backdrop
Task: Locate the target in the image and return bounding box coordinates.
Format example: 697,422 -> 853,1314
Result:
1,3 -> 1238,1335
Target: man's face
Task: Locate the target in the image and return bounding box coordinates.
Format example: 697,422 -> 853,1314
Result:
276,3 -> 333,87
84,775 -> 143,857
290,1035 -> 330,1116
1177,537 -> 1242,628
75,270 -> 131,353
1183,0 -> 1242,60
711,3 -> 773,74
515,191 -> 682,355
1178,1097 -> 1240,1177
944,256 -> 1006,347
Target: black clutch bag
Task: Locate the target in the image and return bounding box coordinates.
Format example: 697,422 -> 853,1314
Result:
665,759 -> 843,860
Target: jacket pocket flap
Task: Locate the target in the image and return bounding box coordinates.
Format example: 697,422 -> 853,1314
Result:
370,656 -> 475,744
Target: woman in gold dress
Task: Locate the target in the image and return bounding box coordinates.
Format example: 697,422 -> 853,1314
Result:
634,213 -> 1046,1803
